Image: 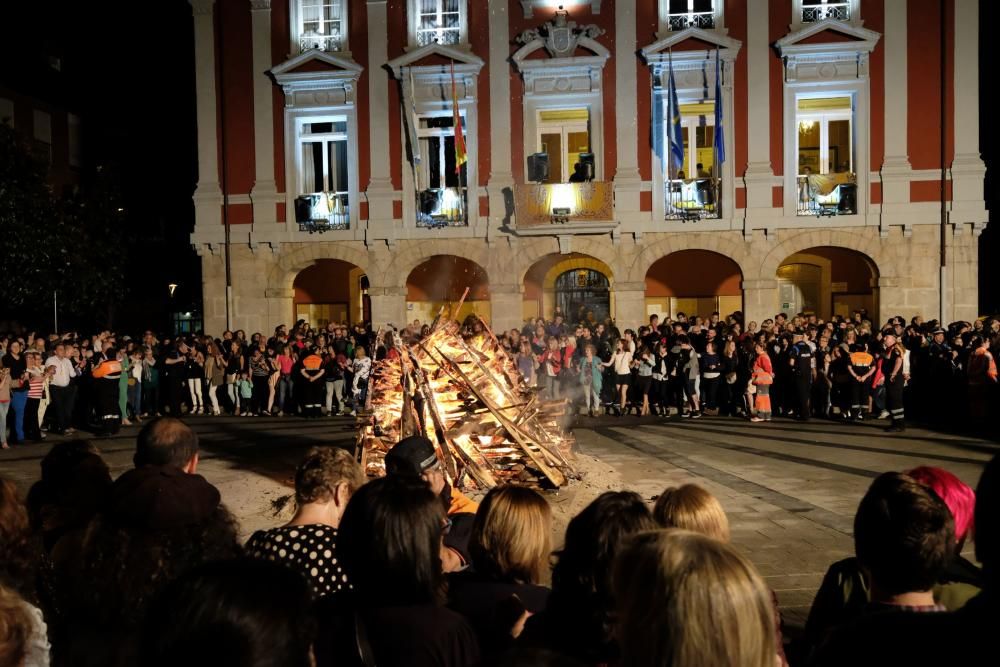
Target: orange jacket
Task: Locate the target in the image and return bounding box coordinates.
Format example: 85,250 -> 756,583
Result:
448,488 -> 479,516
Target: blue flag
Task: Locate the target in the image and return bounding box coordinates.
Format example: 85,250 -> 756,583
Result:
667,54 -> 684,173
714,48 -> 726,165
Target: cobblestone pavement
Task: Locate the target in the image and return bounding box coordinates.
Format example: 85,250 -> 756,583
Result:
1,414 -> 995,633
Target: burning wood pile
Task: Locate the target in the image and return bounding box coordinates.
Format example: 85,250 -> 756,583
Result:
357,309 -> 578,490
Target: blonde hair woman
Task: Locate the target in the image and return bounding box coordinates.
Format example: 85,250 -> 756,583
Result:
448,485 -> 553,656
653,484 -> 731,542
614,530 -> 777,667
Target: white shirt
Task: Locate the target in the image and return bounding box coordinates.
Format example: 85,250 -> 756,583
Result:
608,351 -> 633,375
44,356 -> 76,387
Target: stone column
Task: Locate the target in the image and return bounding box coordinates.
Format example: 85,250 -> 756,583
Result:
742,0 -> 775,222
950,0 -> 987,225
878,0 -> 912,231
614,282 -> 647,329
741,278 -> 779,327
613,0 -> 642,215
199,249 -> 229,335
486,0 -> 515,236
368,287 -> 407,330
189,0 -> 223,230
249,0 -> 281,229
265,287 -> 296,332
489,284 -> 524,334
365,1 -> 396,233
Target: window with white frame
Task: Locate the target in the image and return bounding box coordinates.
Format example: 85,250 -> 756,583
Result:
296,117 -> 351,226
661,0 -> 716,31
795,95 -> 856,215
660,100 -> 721,220
415,114 -> 468,226
799,0 -> 853,23
296,0 -> 347,53
537,108 -> 592,184
410,0 -> 466,47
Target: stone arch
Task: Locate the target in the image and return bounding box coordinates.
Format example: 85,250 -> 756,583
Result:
758,229 -> 884,281
389,240 -> 494,288
515,237 -> 623,288
404,254 -> 491,323
627,233 -> 752,284
268,241 -> 371,293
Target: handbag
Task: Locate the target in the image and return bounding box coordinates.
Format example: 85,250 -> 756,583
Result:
725,372 -> 738,385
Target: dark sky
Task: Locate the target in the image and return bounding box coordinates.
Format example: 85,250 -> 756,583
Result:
0,0 -> 200,327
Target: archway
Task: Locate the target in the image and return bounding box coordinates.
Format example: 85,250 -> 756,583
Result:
406,255 -> 490,325
523,253 -> 615,325
644,250 -> 743,320
293,258 -> 367,328
775,246 -> 879,320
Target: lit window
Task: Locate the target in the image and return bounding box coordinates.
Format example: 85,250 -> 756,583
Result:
537,108 -> 592,184
296,0 -> 346,53
296,118 -> 350,229
412,0 -> 465,47
661,101 -> 721,221
800,0 -> 851,23
796,96 -> 856,216
415,115 -> 468,227
663,0 -> 715,31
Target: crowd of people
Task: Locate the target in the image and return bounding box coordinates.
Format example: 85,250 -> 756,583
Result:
0,416 -> 996,667
1,307 -> 998,446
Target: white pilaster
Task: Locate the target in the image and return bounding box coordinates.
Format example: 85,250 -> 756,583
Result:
743,0 -> 774,214
950,0 -> 987,223
366,0 -> 395,231
880,0 -> 911,206
486,0 -> 514,233
190,0 -> 223,233
249,0 -> 280,227
613,0 -> 641,214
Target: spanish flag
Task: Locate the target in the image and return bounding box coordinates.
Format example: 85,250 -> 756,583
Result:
450,60 -> 467,174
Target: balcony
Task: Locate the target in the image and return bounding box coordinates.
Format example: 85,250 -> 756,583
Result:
512,181 -> 616,235
294,192 -> 350,232
416,187 -> 468,228
801,2 -> 850,23
796,176 -> 857,217
667,10 -> 715,31
665,178 -> 721,221
416,27 -> 461,47
298,30 -> 344,53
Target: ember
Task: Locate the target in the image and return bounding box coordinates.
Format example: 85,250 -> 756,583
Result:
356,301 -> 578,490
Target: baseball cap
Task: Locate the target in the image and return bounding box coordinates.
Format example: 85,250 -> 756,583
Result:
385,436 -> 439,477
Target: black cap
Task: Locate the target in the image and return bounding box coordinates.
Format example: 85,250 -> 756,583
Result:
108,465 -> 221,530
932,328 -> 946,335
385,436 -> 439,477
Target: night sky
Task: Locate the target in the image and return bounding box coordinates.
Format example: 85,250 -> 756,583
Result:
1,1 -> 998,323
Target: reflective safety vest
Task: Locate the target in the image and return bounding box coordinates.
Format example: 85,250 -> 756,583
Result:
92,359 -> 122,379
302,354 -> 323,370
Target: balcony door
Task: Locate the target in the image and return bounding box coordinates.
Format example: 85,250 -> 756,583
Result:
555,269 -> 610,325
537,108 -> 591,184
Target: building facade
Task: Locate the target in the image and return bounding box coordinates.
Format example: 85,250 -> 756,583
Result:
189,0 -> 986,334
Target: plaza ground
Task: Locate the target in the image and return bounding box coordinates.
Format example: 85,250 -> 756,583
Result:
1,414 -> 994,632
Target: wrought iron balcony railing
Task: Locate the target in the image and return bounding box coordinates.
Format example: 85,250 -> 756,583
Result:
416,27 -> 461,47
801,2 -> 850,22
513,181 -> 615,228
796,176 -> 857,217
416,187 -> 468,228
298,30 -> 344,53
667,11 -> 716,31
665,177 -> 722,221
294,192 -> 350,232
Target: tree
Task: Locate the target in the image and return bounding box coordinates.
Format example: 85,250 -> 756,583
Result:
0,123 -> 130,328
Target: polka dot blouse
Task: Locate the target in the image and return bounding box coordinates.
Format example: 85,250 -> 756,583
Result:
246,524 -> 348,598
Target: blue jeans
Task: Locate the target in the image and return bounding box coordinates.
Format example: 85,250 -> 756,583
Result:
10,390 -> 27,442
277,375 -> 294,412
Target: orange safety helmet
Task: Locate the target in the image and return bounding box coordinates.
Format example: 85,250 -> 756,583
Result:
92,359 -> 123,379
302,354 -> 323,370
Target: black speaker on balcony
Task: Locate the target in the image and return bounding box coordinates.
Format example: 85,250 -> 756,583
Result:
527,153 -> 549,183
577,152 -> 595,181
294,194 -> 320,223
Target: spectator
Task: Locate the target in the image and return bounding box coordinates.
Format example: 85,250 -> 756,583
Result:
614,530 -> 777,667
139,559 -> 315,667
133,416 -> 200,473
653,483 -> 730,542
314,476 -> 480,667
448,485 -> 552,656
0,585 -> 34,667
520,491 -> 657,665
245,447 -> 364,599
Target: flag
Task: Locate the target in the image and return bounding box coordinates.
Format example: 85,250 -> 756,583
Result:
450,61 -> 467,174
406,67 -> 422,168
714,47 -> 726,165
667,53 -> 684,174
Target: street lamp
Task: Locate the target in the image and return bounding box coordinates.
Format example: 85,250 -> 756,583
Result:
168,283 -> 178,297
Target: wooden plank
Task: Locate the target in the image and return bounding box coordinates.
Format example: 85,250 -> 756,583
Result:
406,349 -> 460,481
436,347 -> 566,487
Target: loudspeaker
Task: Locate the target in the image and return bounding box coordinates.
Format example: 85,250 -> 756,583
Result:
577,152 -> 595,181
527,153 -> 549,183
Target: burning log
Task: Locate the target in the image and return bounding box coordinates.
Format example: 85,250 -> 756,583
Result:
357,309 -> 577,490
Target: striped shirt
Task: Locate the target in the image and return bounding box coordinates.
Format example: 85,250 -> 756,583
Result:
27,370 -> 45,399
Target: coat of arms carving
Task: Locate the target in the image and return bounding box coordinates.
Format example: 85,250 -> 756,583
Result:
515,9 -> 604,59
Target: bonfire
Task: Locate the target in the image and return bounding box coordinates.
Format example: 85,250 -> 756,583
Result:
356,299 -> 578,490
